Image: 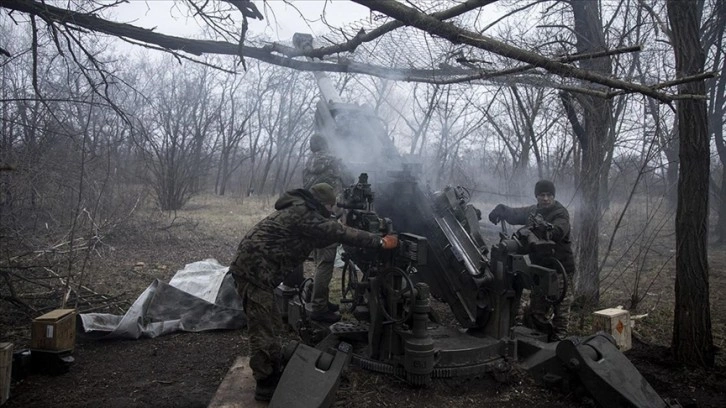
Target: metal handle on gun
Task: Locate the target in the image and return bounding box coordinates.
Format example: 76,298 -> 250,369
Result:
500,219 -> 509,237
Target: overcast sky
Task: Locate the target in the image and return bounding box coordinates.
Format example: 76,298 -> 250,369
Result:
112,0 -> 372,43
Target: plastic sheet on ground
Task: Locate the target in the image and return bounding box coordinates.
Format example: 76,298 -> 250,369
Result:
79,259 -> 246,339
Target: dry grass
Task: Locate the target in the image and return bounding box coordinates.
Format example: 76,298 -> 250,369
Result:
175,194 -> 275,236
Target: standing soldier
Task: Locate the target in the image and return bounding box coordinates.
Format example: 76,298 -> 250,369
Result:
229,182 -> 398,401
487,179 -> 575,341
302,134 -> 352,323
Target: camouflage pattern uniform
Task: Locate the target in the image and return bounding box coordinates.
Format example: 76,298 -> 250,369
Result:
496,201 -> 575,339
302,135 -> 352,313
302,135 -> 349,192
229,188 -> 381,381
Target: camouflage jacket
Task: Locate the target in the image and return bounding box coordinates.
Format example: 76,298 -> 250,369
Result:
302,148 -> 350,191
499,200 -> 575,274
229,189 -> 382,289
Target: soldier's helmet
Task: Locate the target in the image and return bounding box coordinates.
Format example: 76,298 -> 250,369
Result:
309,183 -> 337,206
309,134 -> 328,153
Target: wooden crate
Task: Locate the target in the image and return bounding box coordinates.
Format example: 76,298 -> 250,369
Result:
0,343 -> 11,406
592,308 -> 631,351
31,309 -> 76,352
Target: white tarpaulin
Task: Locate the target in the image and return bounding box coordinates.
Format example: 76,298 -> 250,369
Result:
79,259 -> 246,339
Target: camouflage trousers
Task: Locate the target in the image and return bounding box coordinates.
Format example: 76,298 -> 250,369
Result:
525,270 -> 574,340
311,243 -> 338,312
529,290 -> 573,339
235,278 -> 285,381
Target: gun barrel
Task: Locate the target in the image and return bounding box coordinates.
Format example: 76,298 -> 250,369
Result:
293,32 -> 342,104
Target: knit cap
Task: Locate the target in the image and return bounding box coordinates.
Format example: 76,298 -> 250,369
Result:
309,183 -> 337,205
535,180 -> 555,196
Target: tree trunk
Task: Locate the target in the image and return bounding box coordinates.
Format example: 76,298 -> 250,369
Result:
648,98 -> 679,209
667,0 -> 714,368
217,150 -> 229,196
567,0 -> 615,307
707,4 -> 726,242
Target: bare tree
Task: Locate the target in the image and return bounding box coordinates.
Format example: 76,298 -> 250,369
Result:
0,21 -> 141,314
702,0 -> 726,243
667,0 -> 714,368
214,73 -> 259,196
483,85 -> 560,193
387,83 -> 442,157
134,61 -> 219,211
2,0 -> 719,357
250,67 -> 315,194
556,0 -> 616,308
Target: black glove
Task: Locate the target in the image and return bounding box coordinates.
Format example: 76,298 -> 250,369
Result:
488,204 -> 507,224
474,207 -> 482,220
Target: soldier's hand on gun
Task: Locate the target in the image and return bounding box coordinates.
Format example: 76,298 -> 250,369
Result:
488,204 -> 507,224
380,235 -> 399,250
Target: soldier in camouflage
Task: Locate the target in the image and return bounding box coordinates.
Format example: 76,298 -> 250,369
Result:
303,134 -> 350,191
488,180 -> 575,341
229,182 -> 398,401
302,134 -> 353,323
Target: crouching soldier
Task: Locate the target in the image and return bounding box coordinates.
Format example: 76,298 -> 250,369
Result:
229,182 -> 399,401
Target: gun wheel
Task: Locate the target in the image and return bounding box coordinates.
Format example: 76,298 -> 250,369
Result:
378,266 -> 415,324
340,260 -> 360,313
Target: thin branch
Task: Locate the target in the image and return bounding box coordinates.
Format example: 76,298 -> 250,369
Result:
607,70 -> 719,97
440,45 -> 643,85
356,0 -> 677,102
284,0 -> 498,58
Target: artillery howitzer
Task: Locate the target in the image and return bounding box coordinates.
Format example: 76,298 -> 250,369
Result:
271,173 -> 678,408
266,33 -> 680,408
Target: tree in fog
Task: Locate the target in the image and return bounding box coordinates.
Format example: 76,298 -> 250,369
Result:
133,60 -> 219,211
253,67 -> 316,194
559,0 -> 615,308
401,83 -> 441,157
484,86 -> 561,194
423,86 -> 486,186
0,19 -> 143,309
213,72 -> 260,196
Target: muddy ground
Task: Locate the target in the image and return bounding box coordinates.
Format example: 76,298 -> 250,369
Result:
2,194 -> 725,407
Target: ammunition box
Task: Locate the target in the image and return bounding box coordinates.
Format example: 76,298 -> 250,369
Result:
31,309 -> 76,353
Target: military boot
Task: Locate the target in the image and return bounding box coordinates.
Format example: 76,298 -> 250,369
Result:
254,375 -> 280,401
550,330 -> 567,342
